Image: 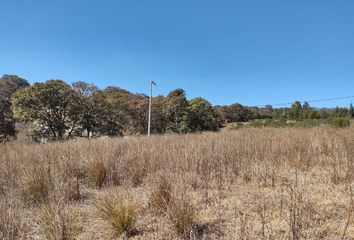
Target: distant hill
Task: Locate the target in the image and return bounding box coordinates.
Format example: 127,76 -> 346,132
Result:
0,74 -> 30,99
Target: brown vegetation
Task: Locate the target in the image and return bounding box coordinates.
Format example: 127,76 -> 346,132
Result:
1,126 -> 354,239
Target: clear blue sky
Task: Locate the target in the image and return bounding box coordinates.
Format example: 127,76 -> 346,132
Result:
1,0 -> 354,107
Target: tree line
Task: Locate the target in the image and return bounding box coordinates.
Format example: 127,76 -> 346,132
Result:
0,74 -> 353,142
0,75 -> 220,142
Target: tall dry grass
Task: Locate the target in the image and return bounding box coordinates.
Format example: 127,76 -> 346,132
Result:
1,126 -> 354,239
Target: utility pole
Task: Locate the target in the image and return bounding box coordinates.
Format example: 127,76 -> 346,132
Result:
148,80 -> 156,136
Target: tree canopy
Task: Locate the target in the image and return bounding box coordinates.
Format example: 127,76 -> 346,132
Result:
188,97 -> 219,132
3,75 -> 353,142
0,98 -> 16,142
12,80 -> 82,141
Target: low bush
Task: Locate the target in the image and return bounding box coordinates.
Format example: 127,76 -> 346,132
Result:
233,117 -> 351,130
327,117 -> 350,128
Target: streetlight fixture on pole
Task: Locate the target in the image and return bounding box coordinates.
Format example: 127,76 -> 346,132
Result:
148,80 -> 156,136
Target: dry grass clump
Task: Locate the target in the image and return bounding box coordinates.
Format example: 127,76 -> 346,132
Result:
64,178 -> 81,201
150,176 -> 172,213
129,164 -> 147,187
167,194 -> 197,237
89,160 -> 107,188
36,201 -> 83,240
284,178 -> 316,239
94,192 -> 138,237
0,199 -> 24,240
21,170 -> 49,204
150,176 -> 197,237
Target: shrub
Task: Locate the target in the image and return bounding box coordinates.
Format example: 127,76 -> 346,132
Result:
234,119 -> 289,130
327,117 -> 350,128
293,119 -> 321,128
94,192 -> 138,237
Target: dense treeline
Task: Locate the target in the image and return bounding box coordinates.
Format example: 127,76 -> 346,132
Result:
0,75 -> 30,141
0,74 -> 353,142
0,75 -> 221,142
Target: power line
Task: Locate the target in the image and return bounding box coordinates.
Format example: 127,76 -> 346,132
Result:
255,95 -> 354,108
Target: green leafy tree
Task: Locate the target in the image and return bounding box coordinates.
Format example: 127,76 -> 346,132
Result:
223,103 -> 252,122
306,109 -> 319,119
130,96 -> 169,134
94,91 -> 128,136
319,109 -> 330,119
248,107 -> 261,119
12,80 -> 82,141
99,88 -> 133,136
129,98 -> 149,134
72,81 -> 100,138
188,97 -> 219,132
166,89 -> 190,133
0,98 -> 16,142
301,102 -> 319,119
72,81 -> 130,138
151,96 -> 169,134
333,107 -> 348,118
257,105 -> 273,119
0,75 -> 30,141
212,105 -> 227,125
288,101 -> 303,119
72,81 -> 98,97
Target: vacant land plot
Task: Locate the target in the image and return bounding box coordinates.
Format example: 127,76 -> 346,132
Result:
1,126 -> 354,239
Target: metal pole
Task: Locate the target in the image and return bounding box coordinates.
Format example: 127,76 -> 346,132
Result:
148,80 -> 153,136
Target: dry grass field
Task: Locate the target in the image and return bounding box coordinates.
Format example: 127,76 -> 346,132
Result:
1,126 -> 354,239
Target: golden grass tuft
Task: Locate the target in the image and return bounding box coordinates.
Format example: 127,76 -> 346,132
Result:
21,171 -> 49,204
64,178 -> 81,201
94,192 -> 138,237
0,199 -> 23,240
150,176 -> 172,213
37,201 -> 83,240
89,160 -> 107,188
167,194 -> 197,237
150,176 -> 197,237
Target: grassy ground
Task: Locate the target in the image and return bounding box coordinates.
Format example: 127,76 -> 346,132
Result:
1,126 -> 354,239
